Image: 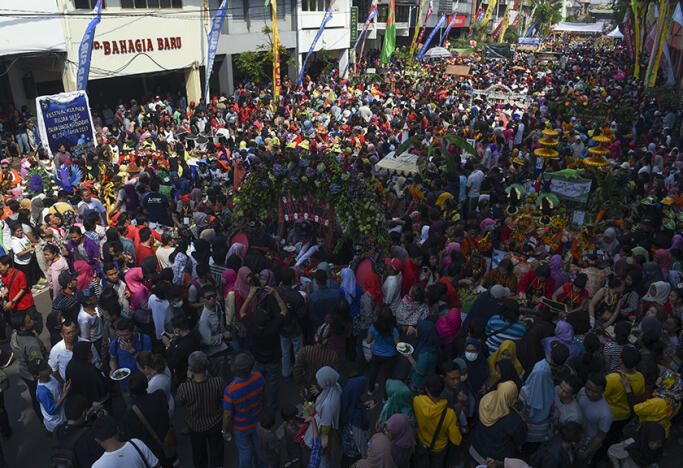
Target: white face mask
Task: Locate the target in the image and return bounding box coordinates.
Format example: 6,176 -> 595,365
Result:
465,352 -> 478,362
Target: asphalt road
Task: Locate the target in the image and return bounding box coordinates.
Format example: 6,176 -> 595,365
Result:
1,285 -> 680,467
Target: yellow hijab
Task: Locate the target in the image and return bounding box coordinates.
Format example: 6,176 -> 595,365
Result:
479,380 -> 519,427
488,340 -> 524,384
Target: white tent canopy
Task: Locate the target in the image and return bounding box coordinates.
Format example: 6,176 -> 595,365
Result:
424,47 -> 452,59
375,151 -> 424,176
607,27 -> 624,38
552,22 -> 605,34
0,0 -> 66,57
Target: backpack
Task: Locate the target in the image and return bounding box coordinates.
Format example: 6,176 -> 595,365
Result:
50,424 -> 90,468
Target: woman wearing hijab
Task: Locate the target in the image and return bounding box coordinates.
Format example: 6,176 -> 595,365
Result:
233,266 -> 253,318
470,381 -> 527,464
641,281 -> 672,306
378,379 -> 416,429
74,260 -> 98,293
599,228 -> 620,258
549,255 -> 570,289
406,320 -> 440,391
341,375 -> 370,464
607,422 -> 666,468
463,338 -> 489,402
540,321 -> 580,361
488,340 -> 524,385
65,341 -> 108,408
352,433 -> 397,468
125,267 -> 152,334
339,268 -> 363,318
642,261 -> 664,290
384,414 -> 415,468
305,366 -> 343,468
654,249 -> 671,277
436,308 -> 461,360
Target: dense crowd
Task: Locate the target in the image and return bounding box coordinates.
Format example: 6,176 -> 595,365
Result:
0,37 -> 681,468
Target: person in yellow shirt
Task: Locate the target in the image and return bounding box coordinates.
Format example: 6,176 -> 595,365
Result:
634,368 -> 682,437
413,374 -> 462,467
604,347 -> 646,423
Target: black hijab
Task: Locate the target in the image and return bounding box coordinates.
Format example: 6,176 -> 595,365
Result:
626,422 -> 665,466
65,341 -> 108,407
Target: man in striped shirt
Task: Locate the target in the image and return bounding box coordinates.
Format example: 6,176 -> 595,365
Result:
222,352 -> 264,468
176,351 -> 226,468
484,299 -> 528,353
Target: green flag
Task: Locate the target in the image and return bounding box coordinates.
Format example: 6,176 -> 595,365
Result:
380,0 -> 396,66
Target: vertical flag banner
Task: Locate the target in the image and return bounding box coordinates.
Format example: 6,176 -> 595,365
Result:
480,0 -> 498,31
498,6 -> 510,43
298,7 -> 333,86
267,0 -> 282,100
439,2 -> 461,47
417,0 -> 434,52
205,0 -> 229,102
470,7 -> 484,36
76,0 -> 103,90
491,5 -> 509,42
344,5 -> 378,77
647,0 -> 673,87
416,13 -> 447,61
410,0 -> 428,57
380,0 -> 396,65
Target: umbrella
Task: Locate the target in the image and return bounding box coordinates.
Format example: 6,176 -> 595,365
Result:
423,47 -> 452,59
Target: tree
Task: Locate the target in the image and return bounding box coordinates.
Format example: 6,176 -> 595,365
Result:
234,26 -> 294,85
531,0 -> 563,27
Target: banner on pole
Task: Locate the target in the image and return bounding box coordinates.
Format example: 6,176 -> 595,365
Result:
350,7 -> 359,44
76,0 -> 103,90
36,91 -> 98,161
416,13 -> 447,61
205,0 -> 229,102
298,7 -> 333,86
542,172 -> 592,203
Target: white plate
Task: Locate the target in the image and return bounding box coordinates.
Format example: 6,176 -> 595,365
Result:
396,342 -> 414,356
110,368 -> 131,381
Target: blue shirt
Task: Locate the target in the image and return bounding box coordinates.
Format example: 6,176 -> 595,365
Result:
369,325 -> 398,357
109,332 -> 152,387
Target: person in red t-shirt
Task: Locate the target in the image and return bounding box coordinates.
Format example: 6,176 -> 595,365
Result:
401,245 -> 425,297
135,227 -> 156,266
437,262 -> 461,308
0,255 -> 41,340
518,264 -> 556,309
552,273 -> 589,314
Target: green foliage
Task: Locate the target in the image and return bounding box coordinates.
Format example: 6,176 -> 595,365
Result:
645,85 -> 682,112
531,0 -> 563,26
234,26 -> 293,85
503,27 -> 519,44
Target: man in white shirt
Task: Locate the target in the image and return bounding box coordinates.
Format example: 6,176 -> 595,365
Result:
466,166 -> 485,217
382,258 -> 403,315
92,415 -> 159,468
48,320 -> 100,384
77,189 -> 107,225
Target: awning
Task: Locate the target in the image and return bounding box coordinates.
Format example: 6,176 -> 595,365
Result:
551,22 -> 605,34
606,27 -> 624,38
0,0 -> 66,57
375,151 -> 424,176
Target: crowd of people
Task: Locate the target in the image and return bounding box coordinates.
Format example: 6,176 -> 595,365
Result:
0,36 -> 681,468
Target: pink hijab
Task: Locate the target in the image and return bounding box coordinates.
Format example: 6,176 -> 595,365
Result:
234,266 -> 252,300
436,308 -> 462,345
654,249 -> 671,276
223,269 -> 237,298
74,260 -> 93,291
442,242 -> 461,270
125,267 -> 150,310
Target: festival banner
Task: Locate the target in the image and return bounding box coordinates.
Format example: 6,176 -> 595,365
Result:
647,0 -> 674,87
623,9 -> 633,59
542,172 -> 592,203
439,3 -> 462,47
380,0 -> 396,65
632,0 -> 642,76
416,13 -> 447,61
491,5 -> 509,42
344,5 -> 378,77
350,6 -> 359,44
524,20 -> 538,38
480,0 -> 498,31
76,0 -> 103,90
266,0 -> 282,100
298,7 -> 333,86
36,91 -> 98,161
469,7 -> 484,36
410,0 -> 428,57
416,0 -> 434,52
523,6 -> 536,37
205,0 -> 229,102
498,7 -> 510,44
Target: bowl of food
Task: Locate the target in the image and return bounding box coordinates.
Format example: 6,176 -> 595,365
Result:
396,342 -> 414,356
110,368 -> 131,381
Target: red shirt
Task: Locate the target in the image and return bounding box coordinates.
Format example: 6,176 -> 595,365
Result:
1,268 -> 34,310
437,277 -> 461,308
518,270 -> 556,299
135,244 -> 156,266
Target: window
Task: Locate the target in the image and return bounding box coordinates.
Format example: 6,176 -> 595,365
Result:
396,5 -> 409,22
74,0 -> 105,9
302,0 -> 326,11
120,0 -> 182,8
